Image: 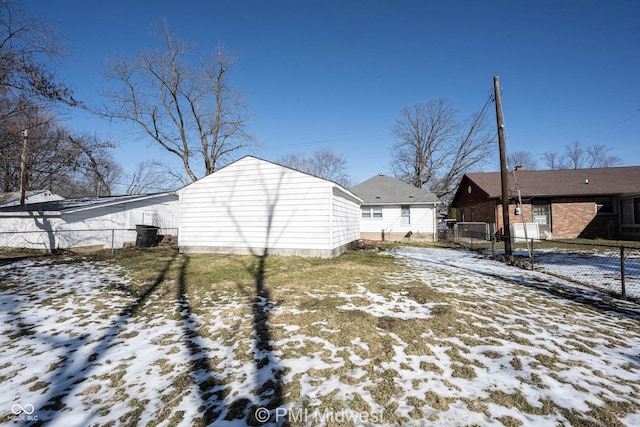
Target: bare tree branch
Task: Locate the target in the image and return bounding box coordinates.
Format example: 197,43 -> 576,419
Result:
123,160 -> 180,195
543,140 -> 621,169
508,150 -> 539,170
390,97 -> 494,199
98,22 -> 254,182
0,0 -> 77,107
278,148 -> 352,188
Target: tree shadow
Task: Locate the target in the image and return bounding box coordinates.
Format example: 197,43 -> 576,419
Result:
401,248 -> 640,321
220,166 -> 289,425
176,255 -> 230,424
30,213 -> 57,252
174,250 -> 286,425
30,248 -> 181,426
28,162 -> 291,425
245,250 -> 286,425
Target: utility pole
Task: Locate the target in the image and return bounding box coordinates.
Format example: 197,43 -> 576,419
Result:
20,129 -> 28,206
493,76 -> 512,257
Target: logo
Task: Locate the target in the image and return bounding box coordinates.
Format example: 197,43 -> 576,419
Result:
254,406 -> 383,424
11,404 -> 35,415
254,407 -> 271,423
11,403 -> 37,421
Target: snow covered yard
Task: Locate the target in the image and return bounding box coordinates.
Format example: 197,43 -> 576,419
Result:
2,246 -> 640,426
530,248 -> 640,299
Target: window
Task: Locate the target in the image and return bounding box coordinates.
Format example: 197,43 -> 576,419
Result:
596,198 -> 614,215
621,198 -> 634,224
532,201 -> 550,224
362,206 -> 382,219
401,205 -> 410,224
532,200 -> 551,233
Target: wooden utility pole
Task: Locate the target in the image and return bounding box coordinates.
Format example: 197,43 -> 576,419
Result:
20,129 -> 28,206
493,76 -> 512,256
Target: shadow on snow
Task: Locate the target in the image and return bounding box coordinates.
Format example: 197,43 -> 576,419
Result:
399,248 -> 640,321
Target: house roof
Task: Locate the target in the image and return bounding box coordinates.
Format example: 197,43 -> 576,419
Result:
0,190 -> 64,207
350,174 -> 439,205
0,192 -> 176,215
452,166 -> 640,207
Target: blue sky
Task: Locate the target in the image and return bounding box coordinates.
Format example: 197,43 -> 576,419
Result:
24,0 -> 640,189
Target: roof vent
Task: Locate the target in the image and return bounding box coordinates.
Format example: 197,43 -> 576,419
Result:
585,178 -> 589,184
375,196 -> 381,199
378,173 -> 384,176
409,195 -> 414,198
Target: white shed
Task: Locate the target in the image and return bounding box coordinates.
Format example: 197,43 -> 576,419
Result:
178,156 -> 362,258
0,192 -> 179,250
351,174 -> 440,241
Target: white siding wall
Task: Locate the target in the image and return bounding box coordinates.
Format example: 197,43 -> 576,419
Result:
179,157 -> 348,256
0,215 -> 65,250
0,195 -> 178,250
331,187 -> 361,249
63,197 -> 179,248
360,204 -> 436,235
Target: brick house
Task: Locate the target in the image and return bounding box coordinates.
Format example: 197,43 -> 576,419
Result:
450,166 -> 640,240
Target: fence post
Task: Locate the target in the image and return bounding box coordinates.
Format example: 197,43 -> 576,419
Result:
111,229 -> 115,257
530,238 -> 534,270
620,246 -> 626,299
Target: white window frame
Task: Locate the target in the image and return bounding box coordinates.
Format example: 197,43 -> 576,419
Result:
362,206 -> 383,219
401,205 -> 410,224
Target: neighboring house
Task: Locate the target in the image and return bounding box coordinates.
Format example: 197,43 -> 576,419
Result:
0,190 -> 64,207
450,166 -> 640,240
178,156 -> 362,258
350,174 -> 440,241
0,193 -> 179,250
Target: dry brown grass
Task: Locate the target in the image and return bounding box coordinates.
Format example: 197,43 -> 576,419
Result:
5,244 -> 639,426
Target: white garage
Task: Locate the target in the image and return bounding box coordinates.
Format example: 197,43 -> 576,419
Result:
0,192 -> 179,251
178,156 -> 362,258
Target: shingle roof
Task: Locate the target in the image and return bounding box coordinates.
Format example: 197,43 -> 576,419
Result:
462,166 -> 640,200
350,174 -> 439,205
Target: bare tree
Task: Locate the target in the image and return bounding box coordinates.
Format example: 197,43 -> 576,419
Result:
585,144 -> 622,168
99,22 -> 254,182
0,101 -> 121,197
123,160 -> 180,195
0,0 -> 76,109
278,148 -> 352,188
390,97 -> 494,198
507,150 -> 538,170
66,133 -> 121,197
563,140 -> 585,169
543,140 -> 621,169
542,151 -> 563,170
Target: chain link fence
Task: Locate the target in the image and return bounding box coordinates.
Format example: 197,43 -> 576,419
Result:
0,228 -> 178,257
442,222 -> 640,300
438,222 -> 495,247
526,240 -> 640,300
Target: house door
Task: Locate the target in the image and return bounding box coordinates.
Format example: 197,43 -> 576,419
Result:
532,200 -> 551,234
401,205 -> 410,225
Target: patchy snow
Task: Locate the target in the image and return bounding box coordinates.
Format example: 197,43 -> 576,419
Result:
531,248 -> 640,298
486,246 -> 640,299
2,247 -> 640,426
